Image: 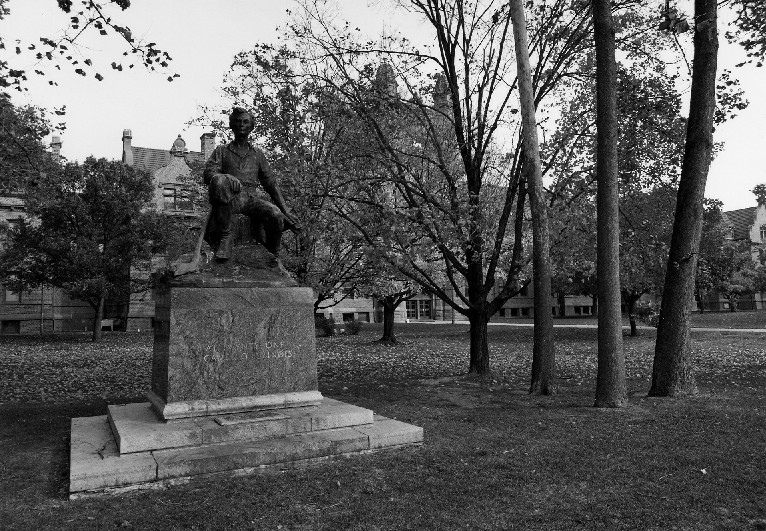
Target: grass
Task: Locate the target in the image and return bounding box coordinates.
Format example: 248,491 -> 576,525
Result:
1,324 -> 765,530
690,310 -> 766,329
499,309 -> 766,329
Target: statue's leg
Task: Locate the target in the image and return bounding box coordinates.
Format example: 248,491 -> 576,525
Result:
242,198 -> 285,255
213,202 -> 235,261
250,218 -> 267,248
208,176 -> 243,262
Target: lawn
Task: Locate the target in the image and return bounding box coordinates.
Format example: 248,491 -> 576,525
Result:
1,324 -> 765,530
499,310 -> 766,330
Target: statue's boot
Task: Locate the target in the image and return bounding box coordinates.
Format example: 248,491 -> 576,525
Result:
215,233 -> 232,262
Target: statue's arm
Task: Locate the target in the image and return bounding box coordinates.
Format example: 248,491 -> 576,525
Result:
203,146 -> 224,186
203,146 -> 241,201
257,150 -> 301,231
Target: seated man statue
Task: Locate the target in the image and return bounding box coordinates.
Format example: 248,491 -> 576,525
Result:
203,107 -> 300,261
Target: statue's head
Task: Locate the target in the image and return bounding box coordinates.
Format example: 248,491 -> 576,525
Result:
229,107 -> 255,137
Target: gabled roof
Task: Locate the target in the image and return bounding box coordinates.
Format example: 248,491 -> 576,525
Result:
132,147 -> 205,175
722,207 -> 756,240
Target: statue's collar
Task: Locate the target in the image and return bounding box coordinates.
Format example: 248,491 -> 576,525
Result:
226,141 -> 254,155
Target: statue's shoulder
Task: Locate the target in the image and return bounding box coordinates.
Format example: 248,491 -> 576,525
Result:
206,143 -> 227,159
250,143 -> 267,156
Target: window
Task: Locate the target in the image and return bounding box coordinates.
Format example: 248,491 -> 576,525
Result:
761,225 -> 766,242
552,307 -> 557,316
521,307 -> 530,317
342,312 -> 354,323
406,300 -> 418,319
406,300 -> 431,320
510,308 -> 519,317
163,186 -> 194,211
574,306 -> 582,315
4,289 -> 20,303
357,312 -> 370,323
499,308 -> 506,317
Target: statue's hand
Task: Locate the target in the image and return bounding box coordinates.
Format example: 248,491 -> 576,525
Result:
226,175 -> 242,194
283,212 -> 301,233
211,174 -> 241,193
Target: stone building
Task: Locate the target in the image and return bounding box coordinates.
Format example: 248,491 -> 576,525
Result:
703,200 -> 766,311
0,131 -> 216,334
119,130 -> 215,330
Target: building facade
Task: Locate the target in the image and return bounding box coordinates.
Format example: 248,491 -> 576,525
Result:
700,201 -> 766,311
0,131 -> 215,334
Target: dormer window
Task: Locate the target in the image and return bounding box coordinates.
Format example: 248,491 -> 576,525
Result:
163,186 -> 193,212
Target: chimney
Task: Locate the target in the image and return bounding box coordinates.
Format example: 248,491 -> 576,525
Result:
122,129 -> 133,166
200,132 -> 216,161
49,136 -> 62,161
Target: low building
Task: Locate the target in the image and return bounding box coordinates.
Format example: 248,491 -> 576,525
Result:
701,201 -> 766,311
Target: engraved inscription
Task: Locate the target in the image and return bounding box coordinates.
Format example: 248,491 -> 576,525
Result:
203,341 -> 294,363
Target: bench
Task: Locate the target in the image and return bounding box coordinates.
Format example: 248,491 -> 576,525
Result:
101,318 -> 117,331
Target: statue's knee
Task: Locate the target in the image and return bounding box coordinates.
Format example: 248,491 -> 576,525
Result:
269,207 -> 285,231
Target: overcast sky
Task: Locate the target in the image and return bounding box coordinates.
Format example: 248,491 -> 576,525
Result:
2,0 -> 764,211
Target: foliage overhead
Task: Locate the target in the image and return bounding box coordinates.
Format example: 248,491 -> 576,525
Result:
0,94 -> 59,192
0,0 -> 177,100
728,0 -> 766,66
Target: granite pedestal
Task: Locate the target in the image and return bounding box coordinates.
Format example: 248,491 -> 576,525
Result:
69,257 -> 423,497
148,280 -> 322,419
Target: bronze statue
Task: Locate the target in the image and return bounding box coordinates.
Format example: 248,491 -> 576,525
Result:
203,107 -> 300,261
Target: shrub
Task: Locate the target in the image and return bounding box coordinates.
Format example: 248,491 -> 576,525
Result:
635,301 -> 660,328
344,319 -> 363,335
314,315 -> 336,337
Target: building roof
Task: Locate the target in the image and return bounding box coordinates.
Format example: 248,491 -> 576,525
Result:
132,147 -> 205,175
723,207 -> 756,240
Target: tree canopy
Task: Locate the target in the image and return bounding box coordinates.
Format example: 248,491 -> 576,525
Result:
0,157 -> 169,340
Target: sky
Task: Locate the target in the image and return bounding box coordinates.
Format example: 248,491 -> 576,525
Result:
2,0 -> 765,211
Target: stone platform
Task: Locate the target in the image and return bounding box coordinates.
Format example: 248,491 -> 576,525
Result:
70,398 -> 423,497
70,255 -> 423,497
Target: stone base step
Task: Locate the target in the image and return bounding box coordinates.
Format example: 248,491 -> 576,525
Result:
70,399 -> 423,497
108,398 -> 373,454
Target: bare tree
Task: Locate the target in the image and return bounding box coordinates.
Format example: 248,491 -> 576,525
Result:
291,0 -> 594,375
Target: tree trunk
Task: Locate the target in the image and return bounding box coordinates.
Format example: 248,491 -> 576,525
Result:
650,0 -> 717,397
592,0 -> 627,408
380,298 -> 397,344
510,0 -> 555,395
557,291 -> 566,318
468,309 -> 489,375
627,296 -> 638,337
695,288 -> 705,313
92,294 -> 105,342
